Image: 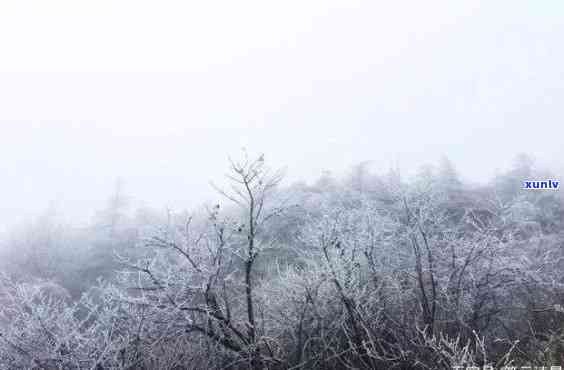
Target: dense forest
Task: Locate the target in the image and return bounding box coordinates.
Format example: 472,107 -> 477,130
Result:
1,152 -> 563,370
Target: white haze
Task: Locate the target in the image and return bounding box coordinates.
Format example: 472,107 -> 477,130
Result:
0,1 -> 562,230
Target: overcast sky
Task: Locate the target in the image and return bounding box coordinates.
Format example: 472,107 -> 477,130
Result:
0,1 -> 562,230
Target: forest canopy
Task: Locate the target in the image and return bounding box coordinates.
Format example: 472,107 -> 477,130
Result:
1,152 -> 563,370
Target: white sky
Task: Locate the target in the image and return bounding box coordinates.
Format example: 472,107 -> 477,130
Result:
0,1 -> 563,229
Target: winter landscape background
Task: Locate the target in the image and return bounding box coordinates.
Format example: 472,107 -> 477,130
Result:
1,1 -> 563,369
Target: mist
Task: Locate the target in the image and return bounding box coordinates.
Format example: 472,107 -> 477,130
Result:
1,1 -> 563,231
1,2 -> 564,369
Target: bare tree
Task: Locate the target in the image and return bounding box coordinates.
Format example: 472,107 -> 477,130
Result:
211,151 -> 286,368
109,152 -> 286,369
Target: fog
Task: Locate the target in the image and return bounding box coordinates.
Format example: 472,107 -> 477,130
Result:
3,3 -> 564,369
1,1 -> 563,230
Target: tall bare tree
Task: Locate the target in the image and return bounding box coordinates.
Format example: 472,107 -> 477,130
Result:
212,151 -> 285,368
